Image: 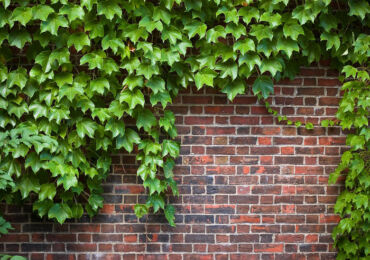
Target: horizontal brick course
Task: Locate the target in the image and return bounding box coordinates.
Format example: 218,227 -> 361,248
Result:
1,67 -> 344,259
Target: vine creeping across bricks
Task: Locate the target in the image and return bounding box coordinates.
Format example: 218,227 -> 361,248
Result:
0,0 -> 368,259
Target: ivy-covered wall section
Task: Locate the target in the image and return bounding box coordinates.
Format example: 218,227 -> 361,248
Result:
0,0 -> 368,259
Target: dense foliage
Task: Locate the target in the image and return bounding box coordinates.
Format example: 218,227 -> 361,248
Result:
0,0 -> 368,258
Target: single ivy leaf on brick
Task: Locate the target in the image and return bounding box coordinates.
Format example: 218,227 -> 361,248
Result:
252,76 -> 274,99
48,203 -> 72,224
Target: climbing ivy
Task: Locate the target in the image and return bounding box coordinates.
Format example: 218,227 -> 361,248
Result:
0,0 -> 368,258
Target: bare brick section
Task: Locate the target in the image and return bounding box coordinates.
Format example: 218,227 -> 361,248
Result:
1,67 -> 343,259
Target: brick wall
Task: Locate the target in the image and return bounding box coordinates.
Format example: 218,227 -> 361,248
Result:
0,66 -> 345,260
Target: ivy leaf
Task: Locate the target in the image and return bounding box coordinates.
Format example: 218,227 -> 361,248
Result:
260,58 -> 283,76
122,75 -> 144,90
32,5 -> 55,21
18,175 -> 40,199
57,174 -> 78,190
25,152 -> 43,172
55,72 -> 73,87
59,4 -> 85,22
292,6 -> 316,24
163,158 -> 175,178
48,203 -> 72,224
116,128 -> 140,153
136,109 -> 157,132
136,63 -> 159,79
39,183 -> 56,201
105,118 -> 125,138
250,25 -> 273,42
10,7 -> 32,26
40,14 -> 68,35
88,194 -> 104,211
194,68 -> 217,89
164,204 -> 175,227
8,30 -> 32,49
221,79 -> 246,101
76,119 -> 98,138
90,78 -> 110,95
7,68 -> 27,89
80,51 -> 105,70
184,21 -> 207,39
134,204 -> 148,218
119,89 -> 145,110
162,140 -> 180,158
283,20 -> 304,40
91,108 -> 111,123
143,178 -> 162,195
277,38 -> 299,58
67,32 -> 90,52
320,32 -> 340,51
97,1 -> 122,20
233,38 -> 255,55
260,12 -> 281,27
349,0 -> 370,20
33,200 -> 53,218
252,76 -> 274,99
238,6 -> 259,24
150,91 -> 172,108
147,77 -> 166,94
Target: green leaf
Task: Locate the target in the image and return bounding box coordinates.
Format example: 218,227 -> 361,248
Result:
349,0 -> 370,20
233,38 -> 255,55
32,5 -> 55,21
67,33 -> 90,52
250,25 -> 273,42
80,51 -> 105,70
123,75 -> 143,90
18,175 -> 40,199
105,118 -> 125,138
162,140 -> 180,158
8,30 -> 31,49
39,183 -> 56,201
260,58 -> 283,77
119,89 -> 145,110
76,119 -> 98,138
184,21 -> 207,39
239,6 -> 259,24
221,79 -> 246,101
25,152 -> 43,172
116,128 -> 140,153
60,4 -> 85,22
55,72 -> 73,87
163,158 -> 175,178
147,77 -> 166,94
90,78 -> 110,95
136,109 -> 157,132
320,32 -> 340,51
88,194 -> 104,211
10,7 -> 32,26
260,12 -> 281,27
283,20 -> 304,40
57,174 -> 78,190
164,204 -> 175,227
134,204 -> 149,218
150,91 -> 172,108
194,68 -> 217,89
40,14 -> 68,35
7,68 -> 27,89
252,76 -> 274,99
305,122 -> 314,130
48,203 -> 72,224
143,178 -> 163,195
97,1 -> 122,20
